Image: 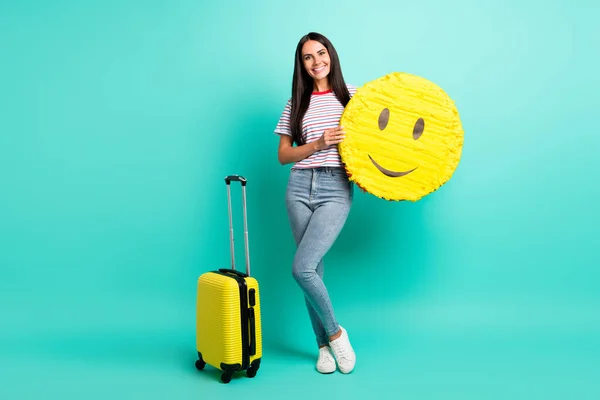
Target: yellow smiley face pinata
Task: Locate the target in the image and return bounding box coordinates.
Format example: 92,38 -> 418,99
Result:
339,72 -> 464,201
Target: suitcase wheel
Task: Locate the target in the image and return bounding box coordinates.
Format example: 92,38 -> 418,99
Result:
195,353 -> 206,370
246,359 -> 261,378
195,359 -> 206,370
221,371 -> 234,384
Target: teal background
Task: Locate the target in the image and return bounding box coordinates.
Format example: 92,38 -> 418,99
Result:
1,0 -> 599,398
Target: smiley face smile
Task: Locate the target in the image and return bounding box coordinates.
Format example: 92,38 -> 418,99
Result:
368,155 -> 417,177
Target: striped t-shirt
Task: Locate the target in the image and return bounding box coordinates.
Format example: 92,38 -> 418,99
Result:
274,84 -> 357,169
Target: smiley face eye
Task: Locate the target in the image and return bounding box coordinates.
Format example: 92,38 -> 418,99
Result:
378,108 -> 390,130
379,109 -> 424,140
413,118 -> 424,140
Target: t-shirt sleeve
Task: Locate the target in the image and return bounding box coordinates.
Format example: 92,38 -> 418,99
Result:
347,84 -> 358,98
274,99 -> 292,136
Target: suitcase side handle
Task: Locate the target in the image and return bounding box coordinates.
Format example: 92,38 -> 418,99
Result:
224,174 -> 251,276
248,307 -> 256,356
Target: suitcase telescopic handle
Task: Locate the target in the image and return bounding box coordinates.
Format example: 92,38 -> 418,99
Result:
224,175 -> 251,276
225,175 -> 247,186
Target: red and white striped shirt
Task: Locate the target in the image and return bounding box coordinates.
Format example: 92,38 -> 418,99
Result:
274,85 -> 357,169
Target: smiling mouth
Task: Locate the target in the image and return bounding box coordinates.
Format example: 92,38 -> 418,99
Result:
368,155 -> 417,177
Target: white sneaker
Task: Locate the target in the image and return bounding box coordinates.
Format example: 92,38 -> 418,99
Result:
329,326 -> 356,373
316,346 -> 336,374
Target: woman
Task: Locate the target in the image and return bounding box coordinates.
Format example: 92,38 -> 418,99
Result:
273,32 -> 357,374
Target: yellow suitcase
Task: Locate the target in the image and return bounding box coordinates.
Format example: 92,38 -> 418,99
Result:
194,175 -> 262,383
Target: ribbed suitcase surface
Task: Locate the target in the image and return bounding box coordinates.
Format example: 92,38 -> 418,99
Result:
196,272 -> 262,368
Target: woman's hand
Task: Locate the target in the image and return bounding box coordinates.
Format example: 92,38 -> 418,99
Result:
278,126 -> 346,165
315,126 -> 345,151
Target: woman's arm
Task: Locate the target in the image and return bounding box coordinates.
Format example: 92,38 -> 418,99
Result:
278,135 -> 318,165
277,127 -> 345,165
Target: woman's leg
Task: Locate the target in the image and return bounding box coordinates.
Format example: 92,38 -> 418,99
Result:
303,260 -> 328,347
291,199 -> 351,337
289,211 -> 329,346
286,170 -> 329,347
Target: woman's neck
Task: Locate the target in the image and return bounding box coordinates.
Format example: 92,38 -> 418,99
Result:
313,78 -> 330,93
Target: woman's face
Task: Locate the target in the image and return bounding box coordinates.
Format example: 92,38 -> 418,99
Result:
301,40 -> 331,82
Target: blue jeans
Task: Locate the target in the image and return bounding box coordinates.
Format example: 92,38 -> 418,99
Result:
285,167 -> 353,347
